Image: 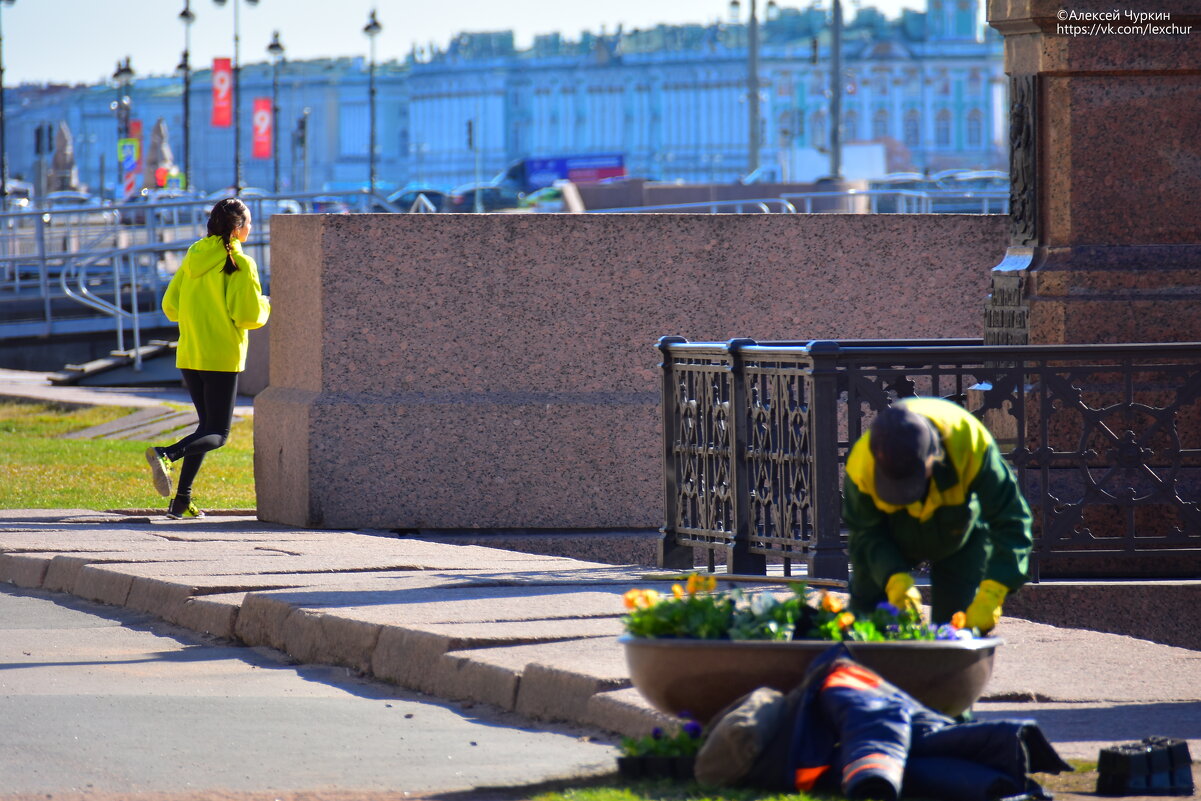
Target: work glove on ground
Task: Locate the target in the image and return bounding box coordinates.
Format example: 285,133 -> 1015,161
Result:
885,572 -> 924,617
964,579 -> 1008,633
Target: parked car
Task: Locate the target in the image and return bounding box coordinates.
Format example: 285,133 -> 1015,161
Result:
205,187 -> 301,219
4,179 -> 33,210
307,196 -> 352,214
518,185 -> 565,213
119,188 -> 206,225
386,185 -> 449,212
42,191 -> 117,225
445,182 -> 521,213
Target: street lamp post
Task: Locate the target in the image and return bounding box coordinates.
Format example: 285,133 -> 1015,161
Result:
829,0 -> 844,179
731,0 -> 771,179
178,0 -> 194,189
267,30 -> 284,194
111,57 -> 134,200
363,9 -> 382,196
0,0 -> 15,208
213,0 -> 259,194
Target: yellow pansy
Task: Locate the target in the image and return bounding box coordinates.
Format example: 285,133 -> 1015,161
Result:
821,593 -> 844,614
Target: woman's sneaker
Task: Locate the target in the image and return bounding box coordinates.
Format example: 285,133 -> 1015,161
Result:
166,497 -> 204,519
144,447 -> 172,497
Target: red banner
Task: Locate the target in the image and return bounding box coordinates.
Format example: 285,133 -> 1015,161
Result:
252,98 -> 272,159
129,119 -> 144,170
212,58 -> 232,127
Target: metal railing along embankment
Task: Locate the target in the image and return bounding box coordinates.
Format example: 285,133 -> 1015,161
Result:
0,189 -> 395,349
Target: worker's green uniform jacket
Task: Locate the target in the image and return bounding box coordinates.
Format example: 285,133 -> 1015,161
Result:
842,397 -> 1033,616
162,236 -> 271,372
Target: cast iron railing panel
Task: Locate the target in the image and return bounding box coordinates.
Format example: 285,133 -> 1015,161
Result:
658,338 -> 1201,580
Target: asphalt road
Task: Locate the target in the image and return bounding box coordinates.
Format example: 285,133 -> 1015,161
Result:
0,585 -> 616,801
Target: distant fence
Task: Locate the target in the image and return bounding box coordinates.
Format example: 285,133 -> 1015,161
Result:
0,188 -> 395,344
658,337 -> 1201,580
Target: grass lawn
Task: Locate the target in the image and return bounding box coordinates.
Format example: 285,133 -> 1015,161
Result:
534,781 -> 830,801
527,760 -> 1100,801
0,399 -> 256,511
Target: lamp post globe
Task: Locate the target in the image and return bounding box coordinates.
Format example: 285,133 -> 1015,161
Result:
179,0 -> 195,190
111,57 -> 135,200
267,30 -> 285,194
363,9 -> 382,196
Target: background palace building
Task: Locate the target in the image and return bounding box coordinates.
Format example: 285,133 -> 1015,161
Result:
5,0 -> 1003,197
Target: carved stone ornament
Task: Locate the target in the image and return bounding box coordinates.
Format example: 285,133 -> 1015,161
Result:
1009,74 -> 1037,247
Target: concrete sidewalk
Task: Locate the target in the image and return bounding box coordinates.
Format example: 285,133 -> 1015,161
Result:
1,509 -> 1198,776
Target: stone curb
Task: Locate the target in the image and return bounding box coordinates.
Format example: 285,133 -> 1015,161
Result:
0,537 -> 679,741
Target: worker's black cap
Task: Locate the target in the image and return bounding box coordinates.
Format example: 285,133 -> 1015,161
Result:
869,405 -> 942,506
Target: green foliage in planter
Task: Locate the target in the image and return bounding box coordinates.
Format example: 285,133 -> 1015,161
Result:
623,575 -> 977,642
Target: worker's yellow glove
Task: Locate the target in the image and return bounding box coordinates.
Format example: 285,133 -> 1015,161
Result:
885,572 -> 924,616
964,579 -> 1009,633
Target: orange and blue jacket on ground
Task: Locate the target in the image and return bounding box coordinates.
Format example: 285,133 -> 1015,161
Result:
162,235 -> 271,372
784,646 -> 1072,801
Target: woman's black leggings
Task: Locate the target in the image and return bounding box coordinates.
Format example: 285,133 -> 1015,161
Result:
165,368 -> 240,499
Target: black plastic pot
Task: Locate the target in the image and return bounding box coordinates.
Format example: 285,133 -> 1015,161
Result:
1096,737 -> 1194,796
616,755 -> 696,781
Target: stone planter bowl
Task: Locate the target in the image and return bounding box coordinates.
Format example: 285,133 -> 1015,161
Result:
621,635 -> 1002,723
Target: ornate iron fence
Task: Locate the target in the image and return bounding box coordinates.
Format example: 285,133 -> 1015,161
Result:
658,337 -> 1201,580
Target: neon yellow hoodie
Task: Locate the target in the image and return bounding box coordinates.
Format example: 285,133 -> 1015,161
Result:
162,235 -> 271,372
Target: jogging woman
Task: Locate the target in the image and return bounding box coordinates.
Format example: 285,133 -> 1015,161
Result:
144,197 -> 271,518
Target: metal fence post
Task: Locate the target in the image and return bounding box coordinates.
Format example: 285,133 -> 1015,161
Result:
657,336 -> 694,569
806,340 -> 849,580
728,338 -> 767,574
34,213 -> 51,333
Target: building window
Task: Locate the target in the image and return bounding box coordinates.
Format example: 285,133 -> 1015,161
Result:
843,110 -> 858,141
966,108 -> 983,148
339,103 -> 369,157
968,69 -> 983,96
872,108 -> 889,140
903,110 -> 920,147
809,111 -> 827,149
935,109 -> 952,147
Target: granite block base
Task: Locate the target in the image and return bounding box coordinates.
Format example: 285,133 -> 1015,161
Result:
258,390 -> 661,530
260,213 -> 1006,533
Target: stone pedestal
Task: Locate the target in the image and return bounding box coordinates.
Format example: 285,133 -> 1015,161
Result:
983,2 -> 1201,577
984,0 -> 1201,345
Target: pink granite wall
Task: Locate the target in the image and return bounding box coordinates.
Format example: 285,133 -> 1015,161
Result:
256,214 -> 1007,530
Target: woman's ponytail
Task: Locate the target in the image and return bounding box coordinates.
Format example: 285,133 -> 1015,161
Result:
222,234 -> 236,275
207,198 -> 249,275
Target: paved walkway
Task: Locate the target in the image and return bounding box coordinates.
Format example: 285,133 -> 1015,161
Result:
1,369 -> 1199,796
1,510 -> 1198,766
0,367 -> 254,417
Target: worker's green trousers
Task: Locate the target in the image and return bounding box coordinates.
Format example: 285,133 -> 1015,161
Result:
848,524 -> 992,625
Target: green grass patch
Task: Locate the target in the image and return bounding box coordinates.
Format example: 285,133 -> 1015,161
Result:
529,759 -> 1101,801
0,399 -> 256,511
532,781 -> 831,801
